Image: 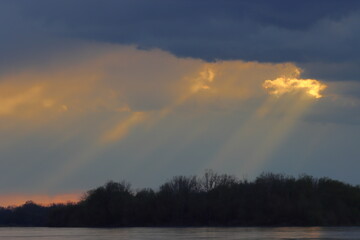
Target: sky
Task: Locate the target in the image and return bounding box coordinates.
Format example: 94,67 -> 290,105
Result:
1,0 -> 360,206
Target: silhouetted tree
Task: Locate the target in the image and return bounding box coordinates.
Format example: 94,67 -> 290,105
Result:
2,171 -> 360,227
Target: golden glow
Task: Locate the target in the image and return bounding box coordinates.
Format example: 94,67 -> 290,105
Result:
0,85 -> 43,116
0,45 -> 336,195
263,76 -> 327,98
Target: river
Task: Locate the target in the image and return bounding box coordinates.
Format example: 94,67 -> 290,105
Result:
0,227 -> 359,239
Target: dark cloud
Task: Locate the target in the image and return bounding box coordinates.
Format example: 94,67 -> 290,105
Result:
300,62 -> 360,82
2,0 -> 359,65
15,0 -> 359,30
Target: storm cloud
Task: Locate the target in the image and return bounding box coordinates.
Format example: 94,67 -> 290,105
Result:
2,1 -> 359,64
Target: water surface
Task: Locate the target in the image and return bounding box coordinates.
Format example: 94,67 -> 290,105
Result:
0,227 -> 359,239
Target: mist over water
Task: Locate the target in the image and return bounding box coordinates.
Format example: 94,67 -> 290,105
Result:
0,227 -> 359,240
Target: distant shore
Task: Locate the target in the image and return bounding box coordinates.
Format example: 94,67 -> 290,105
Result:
1,171 -> 360,227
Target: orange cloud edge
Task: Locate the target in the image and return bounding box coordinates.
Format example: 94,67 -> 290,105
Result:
0,193 -> 82,207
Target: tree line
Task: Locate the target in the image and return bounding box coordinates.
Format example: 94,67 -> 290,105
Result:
1,170 -> 360,227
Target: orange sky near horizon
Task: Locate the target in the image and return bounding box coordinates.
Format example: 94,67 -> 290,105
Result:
0,193 -> 82,207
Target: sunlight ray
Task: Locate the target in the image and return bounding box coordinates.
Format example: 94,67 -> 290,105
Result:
208,94 -> 314,175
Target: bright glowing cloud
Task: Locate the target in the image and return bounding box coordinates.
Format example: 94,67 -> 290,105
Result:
263,70 -> 327,98
0,46 -> 311,124
0,85 -> 43,116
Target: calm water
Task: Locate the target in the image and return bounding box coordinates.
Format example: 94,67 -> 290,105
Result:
0,227 -> 359,239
